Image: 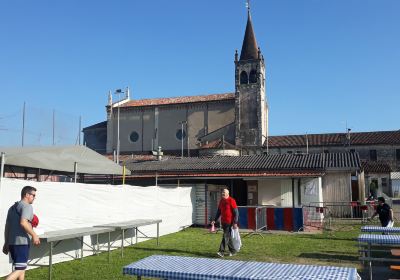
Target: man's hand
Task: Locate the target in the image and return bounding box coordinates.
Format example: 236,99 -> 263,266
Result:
32,235 -> 40,246
2,244 -> 8,255
233,223 -> 238,229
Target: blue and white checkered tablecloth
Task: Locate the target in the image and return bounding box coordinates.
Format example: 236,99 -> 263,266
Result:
358,234 -> 400,245
123,255 -> 360,280
361,226 -> 400,233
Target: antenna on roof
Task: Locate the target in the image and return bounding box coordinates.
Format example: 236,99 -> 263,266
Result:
246,0 -> 251,13
305,132 -> 309,154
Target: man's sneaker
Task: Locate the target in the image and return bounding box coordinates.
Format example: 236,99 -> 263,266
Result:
217,251 -> 224,258
229,252 -> 237,257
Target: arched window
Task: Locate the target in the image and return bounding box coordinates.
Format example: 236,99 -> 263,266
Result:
129,131 -> 139,143
240,71 -> 248,85
249,70 -> 257,83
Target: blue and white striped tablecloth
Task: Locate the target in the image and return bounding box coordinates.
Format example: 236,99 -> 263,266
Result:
361,226 -> 400,234
358,233 -> 400,245
123,255 -> 360,280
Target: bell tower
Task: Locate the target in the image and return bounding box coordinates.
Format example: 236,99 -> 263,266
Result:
235,1 -> 268,150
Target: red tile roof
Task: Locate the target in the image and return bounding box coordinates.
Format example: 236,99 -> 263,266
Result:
120,93 -> 235,108
266,130 -> 400,148
199,139 -> 236,149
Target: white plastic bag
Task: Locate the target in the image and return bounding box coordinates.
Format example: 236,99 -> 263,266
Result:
387,220 -> 394,228
231,227 -> 242,252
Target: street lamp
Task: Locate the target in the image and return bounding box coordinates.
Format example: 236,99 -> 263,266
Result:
178,121 -> 187,159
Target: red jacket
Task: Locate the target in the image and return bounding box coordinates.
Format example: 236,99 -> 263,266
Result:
216,197 -> 238,225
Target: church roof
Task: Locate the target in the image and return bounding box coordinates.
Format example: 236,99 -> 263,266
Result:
240,11 -> 259,61
120,93 -> 234,108
266,130 -> 400,148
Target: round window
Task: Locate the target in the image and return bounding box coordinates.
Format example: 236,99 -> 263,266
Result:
129,131 -> 139,142
176,129 -> 186,140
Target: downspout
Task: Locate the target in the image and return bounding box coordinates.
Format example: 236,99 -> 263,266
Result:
205,182 -> 208,228
292,178 -> 296,231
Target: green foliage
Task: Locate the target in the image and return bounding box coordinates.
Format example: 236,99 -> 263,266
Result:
6,227 -> 361,280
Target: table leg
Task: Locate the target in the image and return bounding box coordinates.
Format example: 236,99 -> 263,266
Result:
157,222 -> 159,246
49,241 -> 53,280
96,234 -> 99,255
108,231 -> 111,263
81,236 -> 84,261
368,243 -> 372,280
121,229 -> 124,257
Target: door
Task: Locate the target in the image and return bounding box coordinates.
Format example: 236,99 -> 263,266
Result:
280,180 -> 293,207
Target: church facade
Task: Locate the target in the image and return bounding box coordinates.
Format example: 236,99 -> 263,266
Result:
83,9 -> 268,157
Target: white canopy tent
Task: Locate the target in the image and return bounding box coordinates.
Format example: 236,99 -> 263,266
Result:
0,145 -> 129,186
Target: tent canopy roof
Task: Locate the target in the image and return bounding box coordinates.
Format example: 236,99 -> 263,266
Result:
0,145 -> 129,175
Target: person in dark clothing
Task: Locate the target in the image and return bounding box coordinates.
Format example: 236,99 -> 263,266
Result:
211,188 -> 239,257
370,197 -> 393,227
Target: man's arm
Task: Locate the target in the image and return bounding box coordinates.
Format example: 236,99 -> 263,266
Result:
20,218 -> 40,245
232,207 -> 239,229
390,209 -> 394,222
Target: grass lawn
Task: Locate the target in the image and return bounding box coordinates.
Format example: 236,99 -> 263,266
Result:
5,226 -> 362,279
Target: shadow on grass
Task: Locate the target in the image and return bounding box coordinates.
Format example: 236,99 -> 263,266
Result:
298,252 -> 359,262
296,235 -> 356,242
131,246 -> 216,258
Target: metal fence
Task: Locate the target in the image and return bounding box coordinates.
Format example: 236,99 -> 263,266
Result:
238,206 -> 267,236
302,201 -> 386,231
302,205 -> 328,230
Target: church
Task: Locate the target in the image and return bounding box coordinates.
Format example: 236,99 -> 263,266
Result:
83,4 -> 400,200
83,6 -> 268,158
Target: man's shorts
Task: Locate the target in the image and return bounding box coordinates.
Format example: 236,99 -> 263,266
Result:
9,245 -> 30,270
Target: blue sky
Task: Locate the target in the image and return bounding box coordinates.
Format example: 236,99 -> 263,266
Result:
0,0 -> 399,146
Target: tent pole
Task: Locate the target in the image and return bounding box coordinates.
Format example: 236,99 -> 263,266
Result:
122,165 -> 126,185
0,152 -> 5,189
74,162 -> 78,183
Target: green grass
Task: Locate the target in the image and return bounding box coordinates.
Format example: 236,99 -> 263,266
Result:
5,227 -> 362,279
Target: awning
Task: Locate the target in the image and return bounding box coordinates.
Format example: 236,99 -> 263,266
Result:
0,145 -> 129,175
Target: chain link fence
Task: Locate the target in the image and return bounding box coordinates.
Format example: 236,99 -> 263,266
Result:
0,104 -> 81,146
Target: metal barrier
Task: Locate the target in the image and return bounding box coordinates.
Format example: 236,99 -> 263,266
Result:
238,206 -> 267,237
302,205 -> 329,230
308,202 -> 377,221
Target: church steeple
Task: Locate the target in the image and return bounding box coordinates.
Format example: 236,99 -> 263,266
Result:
235,0 -> 268,151
240,2 -> 259,61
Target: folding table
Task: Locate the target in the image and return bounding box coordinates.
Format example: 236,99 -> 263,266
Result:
123,255 -> 360,280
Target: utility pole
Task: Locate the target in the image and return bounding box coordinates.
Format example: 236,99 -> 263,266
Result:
178,121 -> 187,159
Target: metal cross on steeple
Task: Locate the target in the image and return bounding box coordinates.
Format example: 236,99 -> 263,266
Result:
246,0 -> 251,13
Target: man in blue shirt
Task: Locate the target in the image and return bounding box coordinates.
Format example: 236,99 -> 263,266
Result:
2,186 -> 41,280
